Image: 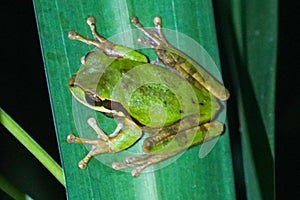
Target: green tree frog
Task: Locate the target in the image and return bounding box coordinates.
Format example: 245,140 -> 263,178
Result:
67,16 -> 230,177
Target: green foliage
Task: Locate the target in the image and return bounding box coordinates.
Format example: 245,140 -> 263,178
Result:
30,0 -> 276,199
214,0 -> 277,199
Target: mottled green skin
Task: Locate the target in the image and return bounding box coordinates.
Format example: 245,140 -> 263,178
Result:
72,50 -> 220,128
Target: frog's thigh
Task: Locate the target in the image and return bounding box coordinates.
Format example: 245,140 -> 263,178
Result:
112,121 -> 223,176
142,121 -> 224,154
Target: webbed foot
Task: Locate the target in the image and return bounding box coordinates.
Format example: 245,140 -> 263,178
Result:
112,152 -> 178,177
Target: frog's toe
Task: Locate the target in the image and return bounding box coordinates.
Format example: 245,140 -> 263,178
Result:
111,162 -> 129,170
137,37 -> 156,48
111,161 -> 149,177
112,153 -> 178,177
131,16 -> 168,48
131,165 -> 148,177
78,160 -> 88,169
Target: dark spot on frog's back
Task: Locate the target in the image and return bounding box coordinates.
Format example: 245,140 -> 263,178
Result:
121,82 -> 128,89
191,98 -> 197,104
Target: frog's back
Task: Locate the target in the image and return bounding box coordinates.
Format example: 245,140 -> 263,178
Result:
106,60 -> 221,127
75,50 -> 147,100
75,51 -> 220,127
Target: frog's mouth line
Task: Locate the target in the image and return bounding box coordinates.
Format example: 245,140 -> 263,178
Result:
69,75 -> 163,131
69,74 -> 134,118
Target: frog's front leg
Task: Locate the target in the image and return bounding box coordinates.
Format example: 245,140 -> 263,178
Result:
67,116 -> 142,169
112,120 -> 224,177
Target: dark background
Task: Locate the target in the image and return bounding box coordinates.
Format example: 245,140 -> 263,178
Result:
0,1 -> 299,199
0,2 -> 65,199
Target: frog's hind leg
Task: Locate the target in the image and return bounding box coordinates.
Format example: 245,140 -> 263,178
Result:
132,16 -> 230,101
131,16 -> 168,48
112,120 -> 224,177
131,17 -> 187,76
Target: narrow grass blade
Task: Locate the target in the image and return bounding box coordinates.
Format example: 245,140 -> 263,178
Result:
0,108 -> 65,186
0,175 -> 33,200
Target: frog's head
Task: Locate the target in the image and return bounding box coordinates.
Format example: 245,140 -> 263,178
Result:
68,74 -> 128,116
68,74 -> 107,112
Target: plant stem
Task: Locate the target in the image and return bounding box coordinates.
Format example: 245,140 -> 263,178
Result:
0,174 -> 33,200
0,108 -> 65,186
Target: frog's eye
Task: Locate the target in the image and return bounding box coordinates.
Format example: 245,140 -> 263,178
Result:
85,91 -> 102,107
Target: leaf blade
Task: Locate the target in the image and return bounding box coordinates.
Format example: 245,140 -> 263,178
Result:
33,0 -> 236,199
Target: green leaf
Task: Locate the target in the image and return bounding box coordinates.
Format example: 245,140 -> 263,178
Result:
214,0 -> 277,199
33,0 -> 236,199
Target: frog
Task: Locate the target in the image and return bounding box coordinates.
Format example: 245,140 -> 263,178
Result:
66,16 -> 230,177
